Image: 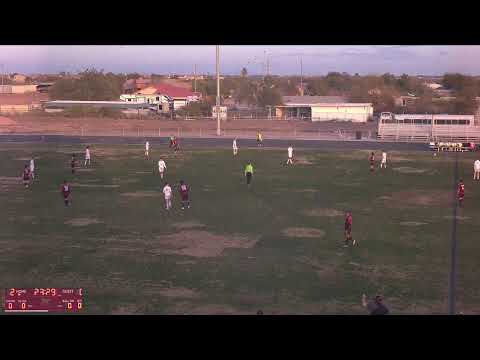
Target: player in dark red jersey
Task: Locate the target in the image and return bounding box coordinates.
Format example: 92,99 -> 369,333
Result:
369,152 -> 375,173
344,211 -> 355,247
457,179 -> 465,207
22,165 -> 31,188
178,180 -> 190,210
173,136 -> 179,152
71,153 -> 76,174
61,180 -> 71,206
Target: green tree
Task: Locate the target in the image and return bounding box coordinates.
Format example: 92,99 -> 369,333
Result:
240,67 -> 248,78
256,84 -> 282,108
49,69 -> 122,101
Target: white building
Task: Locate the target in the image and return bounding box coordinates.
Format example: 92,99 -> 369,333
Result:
378,112 -> 479,142
275,96 -> 373,122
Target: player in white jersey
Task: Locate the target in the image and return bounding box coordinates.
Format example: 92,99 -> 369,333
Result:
286,145 -> 294,165
84,146 -> 91,166
380,151 -> 387,169
233,138 -> 238,156
163,182 -> 172,210
158,159 -> 167,179
30,158 -> 35,180
145,141 -> 150,159
474,159 -> 480,180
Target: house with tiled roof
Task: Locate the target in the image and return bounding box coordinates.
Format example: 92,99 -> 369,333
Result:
120,83 -> 201,112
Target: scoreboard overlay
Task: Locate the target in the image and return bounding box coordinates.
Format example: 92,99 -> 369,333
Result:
4,288 -> 83,313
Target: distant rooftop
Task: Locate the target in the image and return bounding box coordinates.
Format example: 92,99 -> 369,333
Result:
283,96 -> 347,105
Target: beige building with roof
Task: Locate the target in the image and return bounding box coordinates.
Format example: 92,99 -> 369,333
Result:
275,96 -> 373,122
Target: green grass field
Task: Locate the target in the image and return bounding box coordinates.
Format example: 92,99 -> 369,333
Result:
1,143 -> 480,314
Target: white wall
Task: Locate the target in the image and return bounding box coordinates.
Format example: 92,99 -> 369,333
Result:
311,105 -> 373,122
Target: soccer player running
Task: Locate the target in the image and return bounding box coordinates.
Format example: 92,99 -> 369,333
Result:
84,146 -> 91,166
344,211 -> 355,247
163,182 -> 173,210
245,162 -> 254,188
158,158 -> 167,179
169,135 -> 174,149
179,180 -> 190,210
380,151 -> 387,169
233,137 -> 238,156
369,152 -> 375,173
256,131 -> 263,147
29,158 -> 35,181
173,136 -> 179,152
473,159 -> 480,180
457,179 -> 465,207
61,180 -> 71,206
286,145 -> 294,165
145,140 -> 150,159
22,165 -> 31,189
71,154 -> 76,174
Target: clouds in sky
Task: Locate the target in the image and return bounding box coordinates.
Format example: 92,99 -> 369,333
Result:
0,45 -> 478,75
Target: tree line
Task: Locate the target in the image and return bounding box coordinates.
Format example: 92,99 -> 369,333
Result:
48,69 -> 480,116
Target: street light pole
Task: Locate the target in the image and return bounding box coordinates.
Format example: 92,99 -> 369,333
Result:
216,45 -> 221,136
448,152 -> 459,315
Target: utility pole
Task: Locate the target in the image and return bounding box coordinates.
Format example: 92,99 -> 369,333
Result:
194,64 -> 197,93
448,152 -> 459,315
216,45 -> 221,136
300,57 -> 303,96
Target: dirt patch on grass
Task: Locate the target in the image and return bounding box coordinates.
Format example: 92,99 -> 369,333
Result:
297,256 -> 336,278
282,227 -> 326,238
444,215 -> 471,221
152,230 -> 259,258
157,287 -> 200,299
393,167 -> 428,174
135,171 -> 152,174
110,304 -> 143,315
381,190 -> 450,208
399,221 -> 428,226
304,208 -> 343,217
14,157 -> 39,161
75,168 -> 95,172
65,218 -> 103,226
172,222 -> 206,230
295,188 -> 317,193
185,304 -> 250,315
295,156 -> 314,165
121,191 -> 162,198
70,183 -> 119,188
0,176 -> 19,184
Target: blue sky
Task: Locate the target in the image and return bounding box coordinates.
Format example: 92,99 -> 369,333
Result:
0,45 -> 478,76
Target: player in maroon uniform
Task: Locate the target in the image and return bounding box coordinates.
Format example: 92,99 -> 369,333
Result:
457,179 -> 465,207
71,153 -> 76,174
22,165 -> 31,188
369,152 -> 375,173
173,136 -> 179,152
61,180 -> 71,206
179,180 -> 190,210
344,211 -> 355,247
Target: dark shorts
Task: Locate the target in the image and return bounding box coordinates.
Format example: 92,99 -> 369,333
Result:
345,226 -> 352,233
246,172 -> 252,184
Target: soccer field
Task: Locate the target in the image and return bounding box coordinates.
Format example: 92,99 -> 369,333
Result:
1,143 -> 480,314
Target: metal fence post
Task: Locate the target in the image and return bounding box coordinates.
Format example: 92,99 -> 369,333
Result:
177,127 -> 180,137
158,128 -> 160,137
137,128 -> 140,137
122,128 -> 124,137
